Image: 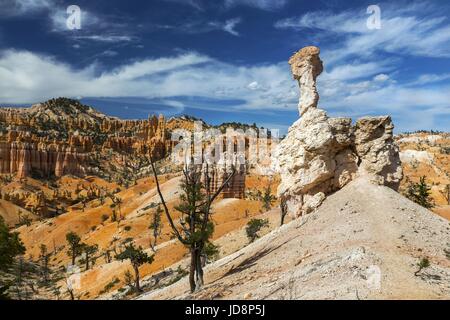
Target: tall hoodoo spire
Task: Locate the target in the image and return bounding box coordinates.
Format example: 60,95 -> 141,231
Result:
277,46 -> 403,217
289,46 -> 323,116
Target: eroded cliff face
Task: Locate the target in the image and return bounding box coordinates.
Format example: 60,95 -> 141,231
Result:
277,46 -> 403,217
0,98 -> 171,179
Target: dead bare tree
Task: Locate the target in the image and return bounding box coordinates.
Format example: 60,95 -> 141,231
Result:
150,157 -> 235,292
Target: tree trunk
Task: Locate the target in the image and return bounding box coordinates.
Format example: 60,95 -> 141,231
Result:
71,247 -> 76,266
134,265 -> 141,292
195,249 -> 204,291
189,247 -> 196,293
85,254 -> 89,271
68,288 -> 74,300
280,212 -> 286,226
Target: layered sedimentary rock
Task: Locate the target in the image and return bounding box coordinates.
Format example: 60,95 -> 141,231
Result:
0,98 -> 171,178
277,46 -> 403,216
0,132 -> 93,178
202,152 -> 246,199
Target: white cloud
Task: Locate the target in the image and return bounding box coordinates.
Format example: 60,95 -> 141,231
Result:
50,7 -> 102,32
222,18 -> 242,36
157,18 -> 242,36
408,73 -> 450,86
275,3 -> 450,61
1,46 -> 448,132
0,0 -> 54,16
0,1 -> 137,44
273,1 -> 450,131
0,50 -> 295,111
72,35 -> 136,43
373,74 -> 390,82
225,0 -> 288,11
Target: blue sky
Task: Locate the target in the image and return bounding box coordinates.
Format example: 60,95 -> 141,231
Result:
0,0 -> 450,133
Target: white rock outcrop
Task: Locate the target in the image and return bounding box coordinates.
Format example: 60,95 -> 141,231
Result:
289,46 -> 323,116
277,46 -> 403,217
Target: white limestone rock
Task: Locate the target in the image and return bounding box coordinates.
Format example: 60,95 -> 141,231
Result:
277,46 -> 403,217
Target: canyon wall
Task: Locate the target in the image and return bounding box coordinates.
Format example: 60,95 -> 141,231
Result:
0,99 -> 170,178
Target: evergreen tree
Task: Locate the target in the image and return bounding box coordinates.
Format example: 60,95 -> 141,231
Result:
116,243 -> 153,292
83,244 -> 98,271
0,217 -> 25,271
246,219 -> 269,243
39,244 -> 51,283
149,206 -> 163,252
66,232 -> 83,266
150,159 -> 235,292
406,176 -> 434,209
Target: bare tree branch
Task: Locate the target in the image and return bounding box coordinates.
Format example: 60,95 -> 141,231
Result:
149,156 -> 187,245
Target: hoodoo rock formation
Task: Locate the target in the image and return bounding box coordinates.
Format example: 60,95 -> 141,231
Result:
202,152 -> 246,199
289,46 -> 323,116
277,46 -> 403,216
0,98 -> 171,178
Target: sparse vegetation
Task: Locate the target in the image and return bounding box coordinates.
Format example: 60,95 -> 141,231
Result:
150,157 -> 236,293
116,243 -> 154,292
0,217 -> 26,272
83,244 -> 98,271
167,266 -> 189,286
38,244 -> 51,283
202,242 -> 220,263
99,277 -> 120,295
261,183 -> 277,211
414,257 -> 430,276
246,218 -> 269,243
406,176 -> 434,209
149,206 -> 163,252
65,231 -> 83,266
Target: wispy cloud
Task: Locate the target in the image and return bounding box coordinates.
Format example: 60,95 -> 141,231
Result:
221,18 -> 242,36
275,2 -> 450,61
161,0 -> 204,11
156,18 -> 242,36
0,50 -> 295,112
225,0 -> 288,11
49,7 -> 139,44
274,1 -> 450,132
0,0 -> 54,16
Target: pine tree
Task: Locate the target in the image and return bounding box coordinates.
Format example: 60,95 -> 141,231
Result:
0,217 -> 25,272
39,244 -> 51,283
116,243 -> 153,292
149,206 -> 163,252
66,232 -> 83,266
150,158 -> 235,292
261,183 -> 276,211
406,176 -> 434,209
83,244 -> 98,271
246,219 -> 269,243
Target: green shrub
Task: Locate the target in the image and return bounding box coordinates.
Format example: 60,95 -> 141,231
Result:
406,176 -> 434,209
245,219 -> 269,243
